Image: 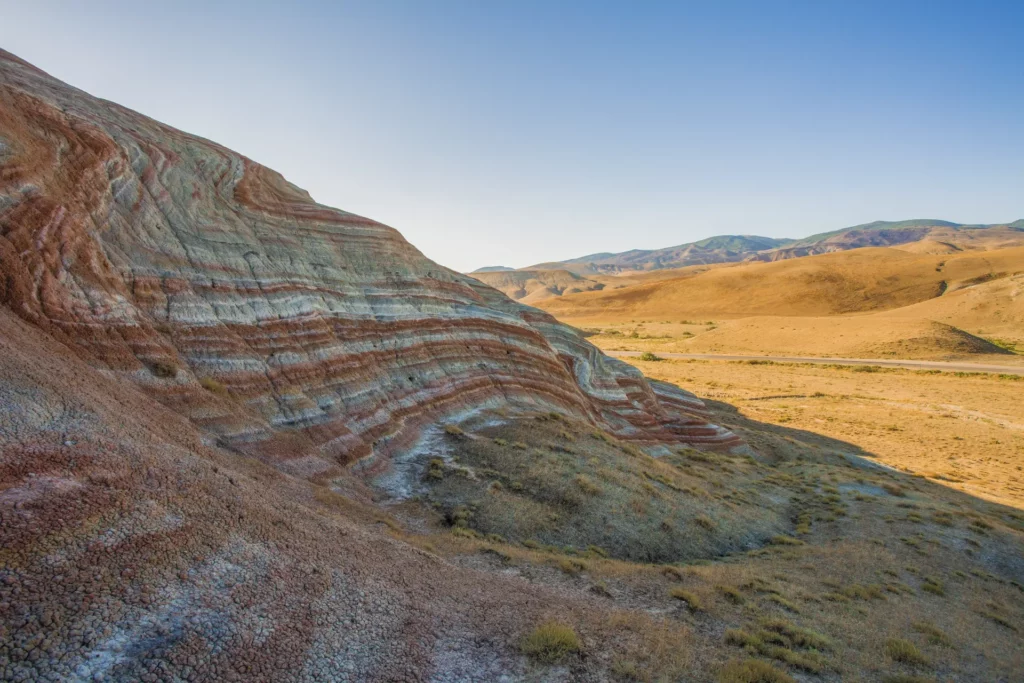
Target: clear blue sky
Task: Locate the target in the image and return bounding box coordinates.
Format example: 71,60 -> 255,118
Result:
3,1 -> 1022,271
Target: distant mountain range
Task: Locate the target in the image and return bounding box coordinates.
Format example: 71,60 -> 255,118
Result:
472,219 -> 1024,276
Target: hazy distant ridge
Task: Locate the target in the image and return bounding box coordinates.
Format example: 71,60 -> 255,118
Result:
489,219 -> 1022,276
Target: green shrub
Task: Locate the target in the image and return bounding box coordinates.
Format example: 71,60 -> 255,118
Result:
520,621 -> 581,663
639,351 -> 663,362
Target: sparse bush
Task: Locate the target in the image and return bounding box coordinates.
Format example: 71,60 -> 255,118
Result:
921,578 -> 945,596
669,587 -> 703,611
520,621 -> 581,663
718,658 -> 795,683
639,351 -> 663,362
151,361 -> 179,378
884,638 -> 929,666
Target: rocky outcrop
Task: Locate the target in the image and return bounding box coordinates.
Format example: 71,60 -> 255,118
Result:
0,49 -> 742,488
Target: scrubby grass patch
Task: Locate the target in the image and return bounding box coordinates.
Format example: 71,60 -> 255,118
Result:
669,587 -> 703,611
911,621 -> 951,647
521,620 -> 581,663
199,377 -> 229,395
418,411 -> 789,563
717,584 -> 746,605
884,638 -> 929,667
718,658 -> 795,683
150,361 -> 179,378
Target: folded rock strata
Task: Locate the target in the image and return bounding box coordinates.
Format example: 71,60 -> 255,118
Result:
0,49 -> 747,682
0,48 -> 741,481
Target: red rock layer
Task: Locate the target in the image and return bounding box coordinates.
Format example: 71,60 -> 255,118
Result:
0,306 -> 614,681
0,49 -> 743,486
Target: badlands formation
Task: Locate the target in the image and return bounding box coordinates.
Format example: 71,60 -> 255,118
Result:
2,50 -> 1024,683
0,49 -> 740,681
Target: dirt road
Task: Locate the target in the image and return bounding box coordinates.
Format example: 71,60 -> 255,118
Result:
607,351 -> 1024,375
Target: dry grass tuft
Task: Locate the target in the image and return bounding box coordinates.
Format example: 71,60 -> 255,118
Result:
884,638 -> 930,667
717,584 -> 746,604
520,620 -> 581,663
669,587 -> 703,611
911,621 -> 951,646
199,377 -> 229,395
717,658 -> 795,683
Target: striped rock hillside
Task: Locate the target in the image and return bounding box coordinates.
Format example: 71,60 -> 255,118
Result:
0,48 -> 742,484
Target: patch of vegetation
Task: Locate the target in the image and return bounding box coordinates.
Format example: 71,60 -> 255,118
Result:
520,620 -> 581,663
717,584 -> 746,605
884,638 -> 929,667
419,412 -> 787,563
718,659 -> 795,683
669,587 -> 703,611
150,361 -> 179,378
912,621 -> 951,646
639,351 -> 664,362
199,377 -> 229,395
723,622 -> 829,673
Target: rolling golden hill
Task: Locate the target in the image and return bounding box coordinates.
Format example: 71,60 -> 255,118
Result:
539,246 -> 1024,321
539,246 -> 1024,361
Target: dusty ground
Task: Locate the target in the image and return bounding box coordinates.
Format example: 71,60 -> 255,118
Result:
625,358 -> 1024,510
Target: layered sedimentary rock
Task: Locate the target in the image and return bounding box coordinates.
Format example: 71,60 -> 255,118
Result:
0,50 -> 746,681
0,48 -> 741,484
